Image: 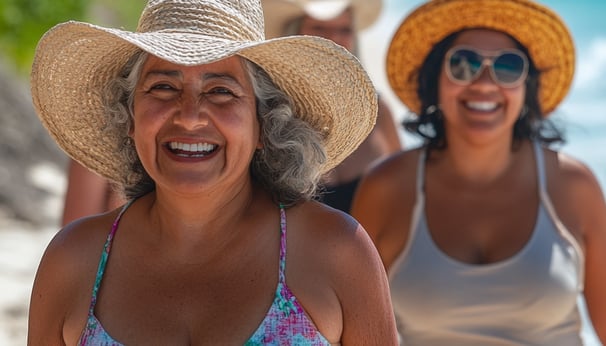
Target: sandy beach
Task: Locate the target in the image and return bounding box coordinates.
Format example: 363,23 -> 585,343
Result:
0,220 -> 55,346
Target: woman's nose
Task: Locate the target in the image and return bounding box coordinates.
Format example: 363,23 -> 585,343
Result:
173,92 -> 209,128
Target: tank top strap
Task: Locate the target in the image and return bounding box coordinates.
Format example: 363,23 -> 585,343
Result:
278,204 -> 287,284
532,141 -> 548,193
531,141 -> 586,288
416,149 -> 427,196
389,148 -> 428,277
87,200 -> 134,315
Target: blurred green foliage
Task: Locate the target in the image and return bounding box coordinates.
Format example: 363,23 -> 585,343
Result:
0,0 -> 144,75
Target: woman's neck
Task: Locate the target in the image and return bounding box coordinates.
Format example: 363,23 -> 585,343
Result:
434,138 -> 526,184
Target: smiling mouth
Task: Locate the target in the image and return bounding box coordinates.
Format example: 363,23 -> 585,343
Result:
465,101 -> 499,112
167,142 -> 218,158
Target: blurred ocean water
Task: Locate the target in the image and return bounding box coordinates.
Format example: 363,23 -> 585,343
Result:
559,100 -> 606,191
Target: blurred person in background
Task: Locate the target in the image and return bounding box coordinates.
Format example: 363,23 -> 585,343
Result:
352,0 -> 606,344
262,0 -> 402,213
61,159 -> 125,225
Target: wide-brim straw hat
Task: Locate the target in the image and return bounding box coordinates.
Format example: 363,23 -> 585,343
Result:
386,0 -> 575,116
262,0 -> 382,39
31,0 -> 377,184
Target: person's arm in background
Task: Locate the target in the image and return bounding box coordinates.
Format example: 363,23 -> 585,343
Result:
377,96 -> 403,153
61,159 -> 124,226
569,161 -> 606,342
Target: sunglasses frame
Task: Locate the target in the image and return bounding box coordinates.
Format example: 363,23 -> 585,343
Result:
444,45 -> 529,88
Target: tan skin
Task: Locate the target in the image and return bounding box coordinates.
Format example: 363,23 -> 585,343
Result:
61,159 -> 125,226
297,8 -> 402,185
352,29 -> 606,341
28,55 -> 397,345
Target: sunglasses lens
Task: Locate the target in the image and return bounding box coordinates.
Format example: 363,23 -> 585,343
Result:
493,52 -> 526,85
448,49 -> 483,82
447,47 -> 528,87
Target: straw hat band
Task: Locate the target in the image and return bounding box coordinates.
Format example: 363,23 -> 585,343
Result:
386,0 -> 575,115
138,0 -> 264,40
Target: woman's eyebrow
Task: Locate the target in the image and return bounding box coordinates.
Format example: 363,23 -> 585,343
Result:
201,72 -> 241,84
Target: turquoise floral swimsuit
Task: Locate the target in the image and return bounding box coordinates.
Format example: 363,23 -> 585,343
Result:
78,203 -> 332,345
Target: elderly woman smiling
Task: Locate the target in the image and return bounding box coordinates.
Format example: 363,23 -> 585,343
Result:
27,0 -> 398,345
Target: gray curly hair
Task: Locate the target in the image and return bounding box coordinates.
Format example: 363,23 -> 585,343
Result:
101,50 -> 326,207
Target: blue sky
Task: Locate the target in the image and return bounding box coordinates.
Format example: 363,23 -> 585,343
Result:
359,0 -> 606,188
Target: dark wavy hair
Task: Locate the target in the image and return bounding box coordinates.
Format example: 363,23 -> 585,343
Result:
403,30 -> 565,151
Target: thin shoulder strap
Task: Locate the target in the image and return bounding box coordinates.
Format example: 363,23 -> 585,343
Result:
416,149 -> 427,196
87,200 -> 134,315
389,149 -> 427,277
278,204 -> 287,284
532,141 -> 586,288
533,141 -> 547,192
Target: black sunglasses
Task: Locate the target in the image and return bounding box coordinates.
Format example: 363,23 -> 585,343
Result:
445,46 -> 529,88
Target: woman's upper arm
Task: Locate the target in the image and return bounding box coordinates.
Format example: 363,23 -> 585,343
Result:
335,222 -> 398,345
351,161 -> 393,244
575,169 -> 606,341
28,220 -> 101,346
551,152 -> 606,342
28,231 -> 75,345
376,97 -> 402,153
62,159 -> 111,226
351,152 -> 416,270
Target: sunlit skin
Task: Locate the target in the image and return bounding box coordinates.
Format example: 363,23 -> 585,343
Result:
132,55 -> 261,199
439,29 -> 526,149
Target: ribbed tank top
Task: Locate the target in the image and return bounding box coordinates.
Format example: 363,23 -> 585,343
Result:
389,142 -> 585,345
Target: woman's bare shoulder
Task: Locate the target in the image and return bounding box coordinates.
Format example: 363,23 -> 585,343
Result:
544,148 -> 606,238
285,201 -> 375,261
36,210 -> 120,291
52,211 -> 119,260
362,146 -> 422,190
544,148 -> 602,196
354,146 -> 422,215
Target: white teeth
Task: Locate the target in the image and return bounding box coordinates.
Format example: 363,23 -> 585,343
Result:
169,142 -> 216,153
466,101 -> 498,111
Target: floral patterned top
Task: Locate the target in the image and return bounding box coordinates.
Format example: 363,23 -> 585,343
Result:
78,202 -> 332,345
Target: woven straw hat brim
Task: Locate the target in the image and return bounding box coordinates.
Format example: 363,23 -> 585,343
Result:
262,0 -> 382,39
386,0 -> 575,116
31,21 -> 377,183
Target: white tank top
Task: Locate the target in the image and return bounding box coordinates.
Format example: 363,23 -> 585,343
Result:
389,142 -> 585,345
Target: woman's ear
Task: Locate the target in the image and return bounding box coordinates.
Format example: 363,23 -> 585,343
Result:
128,123 -> 135,137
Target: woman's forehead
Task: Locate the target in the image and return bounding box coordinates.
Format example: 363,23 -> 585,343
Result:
453,29 -> 520,50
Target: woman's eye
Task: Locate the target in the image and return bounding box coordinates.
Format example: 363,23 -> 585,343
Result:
150,83 -> 175,91
209,87 -> 233,95
204,87 -> 236,102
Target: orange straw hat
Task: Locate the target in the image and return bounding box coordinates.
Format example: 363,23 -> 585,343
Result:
262,0 -> 383,39
30,0 -> 377,183
386,0 -> 575,116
